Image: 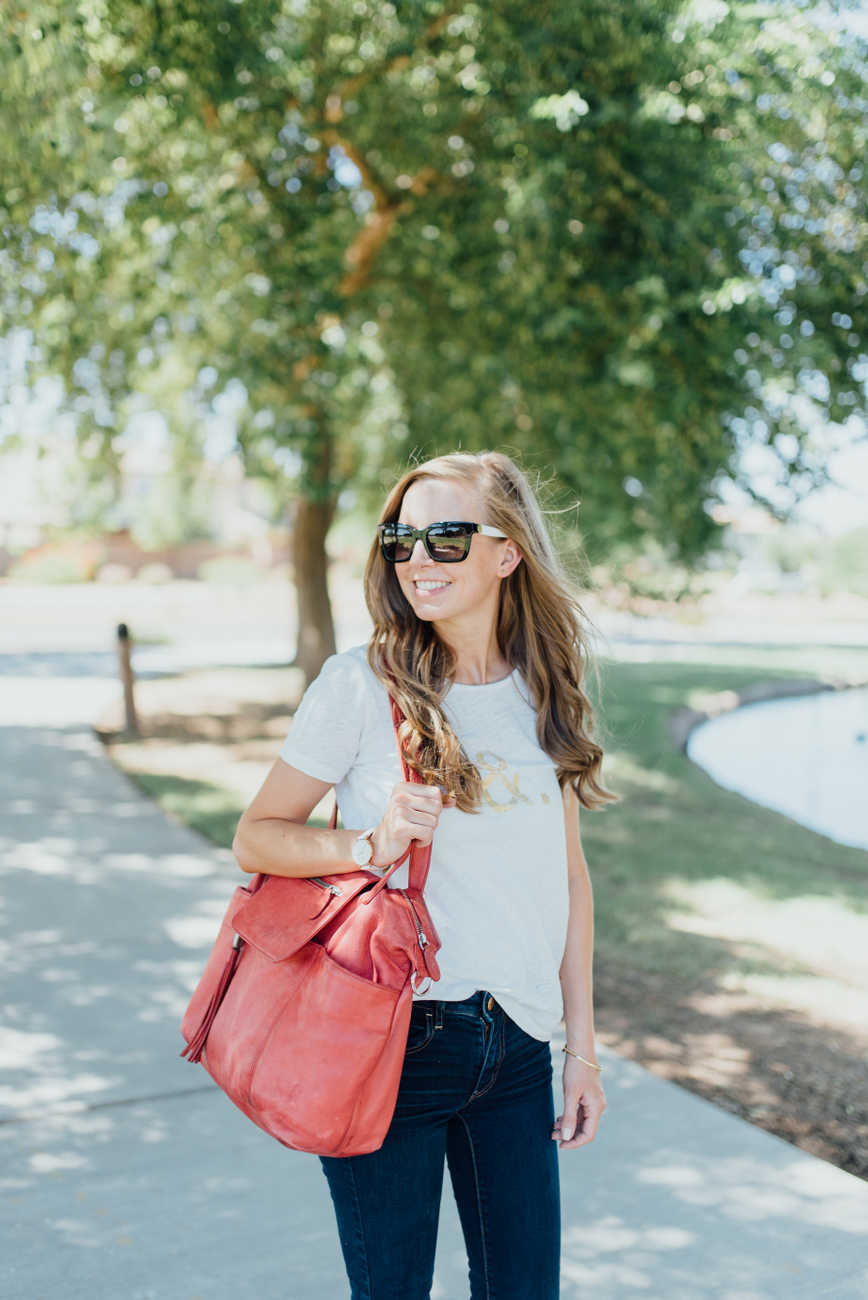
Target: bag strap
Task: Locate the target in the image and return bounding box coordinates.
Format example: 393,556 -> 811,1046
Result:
353,690 -> 432,901
388,694 -> 432,894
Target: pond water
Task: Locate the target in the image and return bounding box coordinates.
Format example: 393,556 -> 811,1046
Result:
687,687 -> 868,852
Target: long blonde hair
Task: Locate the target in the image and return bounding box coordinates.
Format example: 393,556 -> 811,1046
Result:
364,451 -> 614,813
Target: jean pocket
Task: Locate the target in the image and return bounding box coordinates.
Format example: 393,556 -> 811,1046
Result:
405,1008 -> 434,1055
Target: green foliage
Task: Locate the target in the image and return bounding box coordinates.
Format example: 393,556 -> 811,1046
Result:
591,540 -> 713,612
821,525 -> 868,594
760,525 -> 819,573
756,522 -> 868,593
2,0 -> 868,561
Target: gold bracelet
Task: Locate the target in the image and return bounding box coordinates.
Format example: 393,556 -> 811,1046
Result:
562,1046 -> 602,1071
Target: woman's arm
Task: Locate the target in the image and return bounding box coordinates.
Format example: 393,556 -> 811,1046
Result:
232,757 -> 450,878
552,784 -> 607,1149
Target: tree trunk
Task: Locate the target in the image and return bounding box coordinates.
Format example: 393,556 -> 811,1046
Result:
292,494 -> 337,684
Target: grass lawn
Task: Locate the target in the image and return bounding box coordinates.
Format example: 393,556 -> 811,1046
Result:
586,661 -> 868,978
113,655 -> 868,1178
582,659 -> 868,1179
126,771 -> 253,848
128,769 -> 333,840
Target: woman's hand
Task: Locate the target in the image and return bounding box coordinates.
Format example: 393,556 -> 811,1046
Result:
552,1054 -> 606,1150
370,781 -> 454,868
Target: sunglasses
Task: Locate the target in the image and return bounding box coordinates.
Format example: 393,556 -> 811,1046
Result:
377,520 -> 508,564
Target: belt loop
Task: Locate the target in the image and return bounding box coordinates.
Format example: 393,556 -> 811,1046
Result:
435,1002 -> 444,1031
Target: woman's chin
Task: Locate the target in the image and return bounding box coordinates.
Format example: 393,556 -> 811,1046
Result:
404,592 -> 454,622
409,601 -> 443,622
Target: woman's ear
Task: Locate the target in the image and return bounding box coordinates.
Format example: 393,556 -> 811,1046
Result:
498,541 -> 523,577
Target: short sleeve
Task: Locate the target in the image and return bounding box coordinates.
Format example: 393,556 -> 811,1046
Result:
279,652 -> 368,784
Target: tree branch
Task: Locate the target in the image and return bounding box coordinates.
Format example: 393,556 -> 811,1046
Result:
339,200 -> 411,294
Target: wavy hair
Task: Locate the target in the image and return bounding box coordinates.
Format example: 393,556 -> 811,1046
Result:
363,451 -> 614,813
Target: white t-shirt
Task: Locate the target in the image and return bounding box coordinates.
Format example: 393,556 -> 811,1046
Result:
280,645 -> 570,1041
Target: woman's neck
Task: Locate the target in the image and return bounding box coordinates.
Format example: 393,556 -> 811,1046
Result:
452,657 -> 513,686
435,620 -> 511,686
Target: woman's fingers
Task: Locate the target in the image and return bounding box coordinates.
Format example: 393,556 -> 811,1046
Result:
565,1100 -> 602,1148
395,784 -> 449,831
371,782 -> 450,862
398,801 -> 441,827
552,1084 -> 606,1149
393,799 -> 441,844
395,784 -> 446,813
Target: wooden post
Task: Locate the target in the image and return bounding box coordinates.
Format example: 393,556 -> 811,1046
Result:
117,623 -> 138,736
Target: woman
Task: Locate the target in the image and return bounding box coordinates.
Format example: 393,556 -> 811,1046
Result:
233,451 -> 612,1300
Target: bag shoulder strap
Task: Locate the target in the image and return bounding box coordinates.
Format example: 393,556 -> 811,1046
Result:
388,694 -> 432,894
325,677 -> 432,897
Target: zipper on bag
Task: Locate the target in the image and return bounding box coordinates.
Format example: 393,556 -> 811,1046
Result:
402,890 -> 434,996
310,877 -> 343,896
398,890 -> 428,949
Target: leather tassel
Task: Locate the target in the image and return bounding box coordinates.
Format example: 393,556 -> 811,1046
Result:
181,938 -> 243,1064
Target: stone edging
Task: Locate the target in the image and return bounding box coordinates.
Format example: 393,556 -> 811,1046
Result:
668,677 -> 861,752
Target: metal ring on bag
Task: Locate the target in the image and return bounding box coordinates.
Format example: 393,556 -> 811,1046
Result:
411,971 -> 432,996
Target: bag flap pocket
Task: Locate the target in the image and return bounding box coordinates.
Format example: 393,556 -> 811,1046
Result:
231,872 -> 374,962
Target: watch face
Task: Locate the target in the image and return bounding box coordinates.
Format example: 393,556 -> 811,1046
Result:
353,838 -> 372,866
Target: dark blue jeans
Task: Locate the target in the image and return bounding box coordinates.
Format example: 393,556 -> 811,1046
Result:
320,991 -> 560,1300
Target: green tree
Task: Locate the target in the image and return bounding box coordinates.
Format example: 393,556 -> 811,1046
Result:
3,0 -> 867,676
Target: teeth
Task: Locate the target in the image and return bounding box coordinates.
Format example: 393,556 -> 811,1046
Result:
415,580 -> 450,590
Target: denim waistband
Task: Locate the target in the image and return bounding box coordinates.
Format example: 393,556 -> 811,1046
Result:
412,990 -> 495,1017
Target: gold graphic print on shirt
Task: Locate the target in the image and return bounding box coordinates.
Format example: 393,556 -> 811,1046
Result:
475,750 -> 536,812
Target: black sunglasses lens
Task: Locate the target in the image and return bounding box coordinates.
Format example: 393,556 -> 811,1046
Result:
380,525 -> 414,562
426,524 -> 472,561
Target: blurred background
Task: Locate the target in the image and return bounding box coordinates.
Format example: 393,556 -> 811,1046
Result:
1,0 -> 867,1182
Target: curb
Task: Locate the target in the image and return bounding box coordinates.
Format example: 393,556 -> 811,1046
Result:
667,676 -> 861,752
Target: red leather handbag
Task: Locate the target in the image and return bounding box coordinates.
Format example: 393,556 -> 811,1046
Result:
179,696 -> 441,1157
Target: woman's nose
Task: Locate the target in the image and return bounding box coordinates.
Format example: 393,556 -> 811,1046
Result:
408,538 -> 433,565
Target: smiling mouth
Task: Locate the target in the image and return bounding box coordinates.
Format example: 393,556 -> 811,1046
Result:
413,579 -> 452,594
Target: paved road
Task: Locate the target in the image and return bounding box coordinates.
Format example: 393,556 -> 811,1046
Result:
1,665 -> 867,1299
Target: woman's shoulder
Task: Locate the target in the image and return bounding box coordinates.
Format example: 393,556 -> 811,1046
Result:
286,645 -> 385,741
282,646 -> 387,778
310,644 -> 384,700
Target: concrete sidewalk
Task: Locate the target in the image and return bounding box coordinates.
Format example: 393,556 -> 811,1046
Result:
1,674 -> 867,1299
